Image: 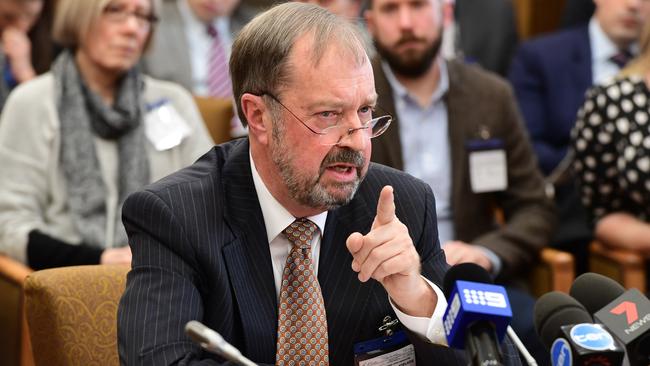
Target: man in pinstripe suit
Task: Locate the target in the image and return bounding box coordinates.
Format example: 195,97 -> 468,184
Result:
118,3 -> 522,365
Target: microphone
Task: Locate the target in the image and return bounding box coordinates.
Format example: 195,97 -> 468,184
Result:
534,291 -> 625,366
185,320 -> 257,366
442,263 -> 512,366
570,273 -> 650,366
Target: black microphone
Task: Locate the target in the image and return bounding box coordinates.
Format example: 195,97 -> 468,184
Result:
571,273 -> 650,366
442,263 -> 509,366
534,291 -> 626,366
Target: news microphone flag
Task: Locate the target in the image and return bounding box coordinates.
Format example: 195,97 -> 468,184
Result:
594,288 -> 650,366
443,280 -> 512,349
550,323 -> 625,366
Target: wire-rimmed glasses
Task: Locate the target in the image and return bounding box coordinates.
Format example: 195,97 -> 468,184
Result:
262,92 -> 392,146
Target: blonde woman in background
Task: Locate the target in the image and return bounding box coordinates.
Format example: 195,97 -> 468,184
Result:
572,17 -> 650,256
0,0 -> 213,269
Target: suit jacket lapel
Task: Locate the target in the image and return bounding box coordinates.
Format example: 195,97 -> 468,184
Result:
221,139 -> 278,361
573,26 -> 593,91
442,61 -> 468,228
372,58 -> 405,170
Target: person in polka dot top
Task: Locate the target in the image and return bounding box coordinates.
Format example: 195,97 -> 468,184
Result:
572,20 -> 650,256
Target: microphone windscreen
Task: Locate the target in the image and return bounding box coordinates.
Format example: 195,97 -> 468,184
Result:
443,262 -> 493,299
534,291 -> 593,348
570,272 -> 625,315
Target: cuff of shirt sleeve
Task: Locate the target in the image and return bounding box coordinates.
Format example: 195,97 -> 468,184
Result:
388,276 -> 448,346
476,246 -> 503,276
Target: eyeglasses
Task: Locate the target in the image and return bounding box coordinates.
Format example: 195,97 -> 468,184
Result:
262,93 -> 392,146
102,3 -> 159,28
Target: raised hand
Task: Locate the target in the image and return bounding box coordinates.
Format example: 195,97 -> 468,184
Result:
2,27 -> 35,83
346,185 -> 436,317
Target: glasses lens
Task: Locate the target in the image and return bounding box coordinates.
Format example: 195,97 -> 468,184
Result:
370,115 -> 392,138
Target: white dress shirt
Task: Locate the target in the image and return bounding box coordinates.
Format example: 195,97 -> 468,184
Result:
177,0 -> 233,96
249,152 -> 448,344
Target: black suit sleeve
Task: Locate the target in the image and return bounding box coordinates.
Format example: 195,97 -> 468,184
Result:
117,190 -> 273,366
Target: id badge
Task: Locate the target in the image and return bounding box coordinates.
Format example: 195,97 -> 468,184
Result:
466,139 -> 508,193
144,98 -> 192,151
354,316 -> 416,366
354,330 -> 415,366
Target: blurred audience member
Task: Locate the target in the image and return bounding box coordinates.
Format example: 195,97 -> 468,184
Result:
510,0 -> 649,175
508,0 -> 650,273
448,0 -> 518,76
572,20 -> 650,257
144,0 -> 255,137
0,0 -> 44,110
143,0 -> 253,96
365,0 -> 555,362
0,0 -> 213,269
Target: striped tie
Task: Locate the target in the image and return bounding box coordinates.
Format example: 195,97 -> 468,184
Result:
206,25 -> 232,98
276,218 -> 329,365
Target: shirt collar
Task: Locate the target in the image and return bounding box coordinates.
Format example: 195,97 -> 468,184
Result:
380,56 -> 449,107
249,150 -> 328,243
177,0 -> 231,37
589,17 -> 638,62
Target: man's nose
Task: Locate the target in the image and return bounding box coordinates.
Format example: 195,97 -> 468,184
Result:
336,126 -> 369,151
398,6 -> 414,29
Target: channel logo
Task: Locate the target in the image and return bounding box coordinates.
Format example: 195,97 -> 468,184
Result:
569,324 -> 615,351
462,289 -> 507,308
610,301 -> 638,324
550,338 -> 572,366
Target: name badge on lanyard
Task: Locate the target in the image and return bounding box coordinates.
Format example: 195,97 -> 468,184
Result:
466,135 -> 508,193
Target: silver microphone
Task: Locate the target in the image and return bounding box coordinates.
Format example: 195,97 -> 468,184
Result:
506,326 -> 537,366
185,320 -> 257,366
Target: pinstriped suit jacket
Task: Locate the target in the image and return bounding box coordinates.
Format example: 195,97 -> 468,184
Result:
117,138 -> 522,365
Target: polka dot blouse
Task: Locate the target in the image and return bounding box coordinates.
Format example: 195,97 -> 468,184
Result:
571,76 -> 650,222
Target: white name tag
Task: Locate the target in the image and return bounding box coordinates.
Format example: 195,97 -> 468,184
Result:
358,344 -> 415,366
144,99 -> 192,151
469,149 -> 508,193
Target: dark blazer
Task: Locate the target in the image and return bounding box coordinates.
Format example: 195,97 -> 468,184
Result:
117,138 -> 524,365
508,26 -> 592,174
142,0 -> 254,92
371,59 -> 556,282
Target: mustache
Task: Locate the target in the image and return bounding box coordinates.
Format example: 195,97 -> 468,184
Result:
321,147 -> 365,169
395,32 -> 426,47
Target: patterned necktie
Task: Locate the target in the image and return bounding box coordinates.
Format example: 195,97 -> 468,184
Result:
610,49 -> 633,69
276,218 -> 329,365
206,25 -> 232,98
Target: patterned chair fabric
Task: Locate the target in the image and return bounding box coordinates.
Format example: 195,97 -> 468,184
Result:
24,265 -> 129,366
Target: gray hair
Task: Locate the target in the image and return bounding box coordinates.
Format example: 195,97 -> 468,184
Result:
230,2 -> 368,126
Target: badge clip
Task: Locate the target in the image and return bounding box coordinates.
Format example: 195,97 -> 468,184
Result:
378,316 -> 399,337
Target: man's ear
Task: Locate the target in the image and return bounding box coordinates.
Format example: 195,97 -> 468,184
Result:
241,93 -> 271,145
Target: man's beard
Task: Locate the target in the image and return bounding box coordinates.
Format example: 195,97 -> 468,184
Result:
270,118 -> 366,210
374,29 -> 442,78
